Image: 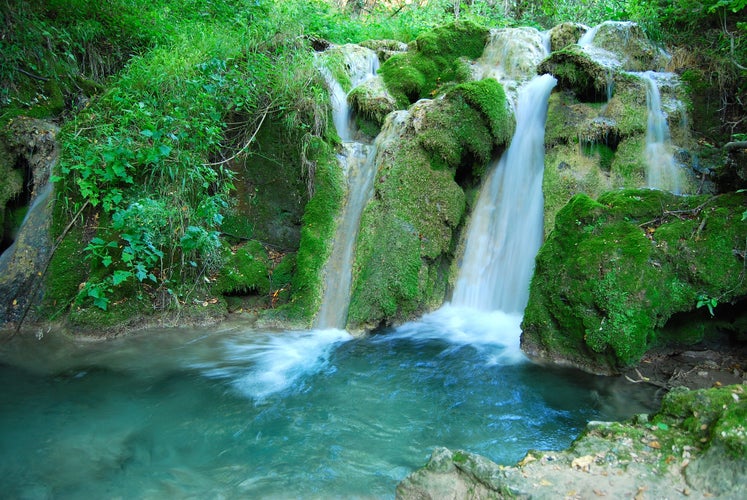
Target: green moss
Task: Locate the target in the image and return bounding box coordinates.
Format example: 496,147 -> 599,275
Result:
609,136 -> 646,187
213,240 -> 271,296
416,98 -> 493,171
537,46 -> 610,102
379,21 -> 489,108
523,190 -> 747,373
448,79 -> 513,146
280,138 -> 344,324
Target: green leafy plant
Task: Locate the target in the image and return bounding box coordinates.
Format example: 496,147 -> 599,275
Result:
696,293 -> 719,316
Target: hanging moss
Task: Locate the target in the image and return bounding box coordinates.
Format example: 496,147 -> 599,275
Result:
379,21 -> 489,108
522,189 -> 747,374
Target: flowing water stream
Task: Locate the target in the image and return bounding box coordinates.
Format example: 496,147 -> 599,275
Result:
315,47 -> 379,329
638,71 -> 684,193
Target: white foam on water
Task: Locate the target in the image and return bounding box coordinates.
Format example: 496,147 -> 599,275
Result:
196,328 -> 352,400
385,304 -> 526,365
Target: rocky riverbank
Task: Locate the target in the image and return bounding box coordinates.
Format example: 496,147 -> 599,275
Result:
397,381 -> 746,499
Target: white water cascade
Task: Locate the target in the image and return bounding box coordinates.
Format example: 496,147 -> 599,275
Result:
451,73 -> 557,313
315,47 -> 380,329
638,71 -> 684,193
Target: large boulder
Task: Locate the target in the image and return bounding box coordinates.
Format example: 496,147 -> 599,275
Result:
522,189 -> 747,374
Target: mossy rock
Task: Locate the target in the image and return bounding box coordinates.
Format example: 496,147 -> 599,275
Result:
358,39 -> 407,62
399,385 -> 747,499
348,76 -> 397,126
537,46 -> 612,102
279,139 -> 344,325
548,22 -> 589,52
379,21 -> 489,108
585,21 -> 669,72
213,240 -> 271,296
522,189 -> 747,374
348,80 -> 510,328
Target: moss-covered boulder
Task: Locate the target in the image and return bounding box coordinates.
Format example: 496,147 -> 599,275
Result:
397,384 -> 747,499
537,46 -> 612,102
347,79 -> 512,328
379,21 -> 489,109
548,22 -> 588,52
348,76 -> 397,126
522,189 -> 747,374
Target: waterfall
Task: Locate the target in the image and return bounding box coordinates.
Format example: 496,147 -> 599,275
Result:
638,71 -> 683,194
315,47 -> 379,329
452,74 -> 557,313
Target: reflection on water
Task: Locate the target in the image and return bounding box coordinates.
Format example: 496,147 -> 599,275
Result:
0,313 -> 658,499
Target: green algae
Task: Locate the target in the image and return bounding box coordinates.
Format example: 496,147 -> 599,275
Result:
379,21 -> 489,109
523,189 -> 747,373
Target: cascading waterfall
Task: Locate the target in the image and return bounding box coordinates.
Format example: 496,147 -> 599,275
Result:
451,27 -> 555,315
638,71 -> 684,193
451,74 -> 557,313
315,47 -> 380,329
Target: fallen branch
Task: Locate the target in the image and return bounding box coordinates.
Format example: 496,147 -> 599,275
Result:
203,100 -> 274,167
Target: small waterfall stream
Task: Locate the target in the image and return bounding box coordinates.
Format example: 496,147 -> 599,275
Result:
451,74 -> 556,313
638,71 -> 684,193
315,47 -> 379,329
453,29 -> 556,314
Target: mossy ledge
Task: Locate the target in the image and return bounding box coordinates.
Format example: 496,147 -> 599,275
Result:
522,189 -> 747,375
378,21 -> 489,109
397,384 -> 747,499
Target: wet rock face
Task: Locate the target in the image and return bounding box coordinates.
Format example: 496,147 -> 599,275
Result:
0,118 -> 59,329
585,21 -> 669,72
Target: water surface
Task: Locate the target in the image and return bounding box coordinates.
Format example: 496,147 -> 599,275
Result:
0,310 -> 657,498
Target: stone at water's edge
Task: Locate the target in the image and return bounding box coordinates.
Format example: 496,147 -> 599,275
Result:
521,189 -> 747,375
396,385 -> 747,499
